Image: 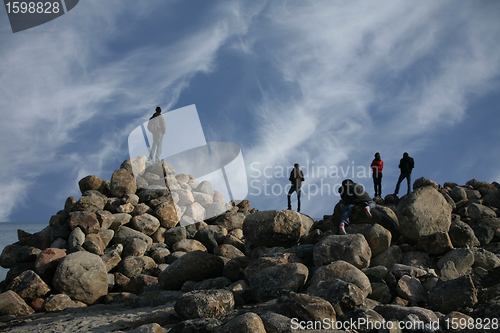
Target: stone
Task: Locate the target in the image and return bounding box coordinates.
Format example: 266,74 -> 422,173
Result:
415,231 -> 454,255
1,244 -> 22,268
185,202 -> 206,222
483,189 -> 500,209
116,203 -> 135,214
205,202 -> 228,220
412,177 -> 439,190
438,261 -> 460,282
120,155 -> 147,177
308,261 -> 372,297
176,189 -> 195,206
437,248 -> 474,275
244,254 -> 300,280
223,256 -> 254,282
213,313 -> 266,333
279,291 -> 336,323
98,229 -> 114,247
125,274 -> 159,295
0,291 -> 35,317
192,277 -> 232,291
130,323 -> 166,333
338,309 -> 385,332
307,278 -> 366,313
83,233 -> 106,255
214,244 -> 245,259
164,226 -> 187,247
7,270 -> 51,302
100,244 -> 123,272
243,210 -> 313,248
16,246 -> 42,263
194,228 -> 219,253
52,251 -> 108,304
123,238 -> 148,257
313,234 -> 371,269
468,203 -> 497,220
216,211 -> 246,231
50,225 -> 71,243
361,223 -> 392,256
130,213 -> 160,236
173,239 -> 207,253
136,185 -> 169,202
169,318 -> 223,333
193,192 -> 213,207
151,247 -> 171,264
154,201 -> 180,228
68,211 -> 101,234
95,210 -> 115,230
195,181 -> 213,196
249,263 -> 308,302
34,248 -> 67,282
259,312 -> 292,333
472,248 -> 500,270
116,256 -> 147,277
373,304 -> 438,323
389,264 -> 427,279
42,293 -> 84,312
400,251 -> 434,269
113,226 -> 153,250
71,190 -> 107,212
78,175 -> 103,193
396,275 -> 428,304
428,276 -> 477,313
110,168 -> 137,197
174,289 -> 234,319
473,225 -> 495,245
68,226 -> 85,252
158,251 -> 225,290
449,220 -> 480,248
396,186 -> 452,243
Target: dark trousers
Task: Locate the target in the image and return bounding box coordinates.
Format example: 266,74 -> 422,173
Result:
373,172 -> 382,197
287,186 -> 301,211
395,173 -> 411,195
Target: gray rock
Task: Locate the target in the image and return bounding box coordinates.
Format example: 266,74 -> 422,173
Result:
68,226 -> 85,252
71,190 -> 107,212
110,213 -> 132,230
413,177 -> 439,190
83,233 -> 106,255
16,246 -> 42,263
213,312 -> 266,333
116,256 -> 147,277
396,275 -> 428,304
96,210 -> 115,230
483,189 -> 500,209
110,168 -> 137,197
449,220 -> 480,248
308,260 -> 371,297
370,245 -> 402,268
42,293 -> 85,312
214,244 -> 245,259
120,155 -> 147,177
307,278 -> 366,313
360,223 -> 392,256
130,213 -> 160,236
52,251 -> 108,304
472,248 -> 500,270
450,186 -> 467,202
338,309 -> 385,332
468,203 -> 497,220
185,202 -> 206,222
136,185 -> 169,202
195,181 -> 214,196
174,289 -> 234,319
0,244 -> 22,268
113,226 -> 153,250
415,231 -> 454,255
78,175 -> 103,194
130,323 -> 166,333
158,251 -> 225,290
279,291 -> 335,323
168,318 -> 223,333
437,248 -> 474,275
259,312 -> 292,333
34,248 -> 67,282
396,186 -> 452,243
313,234 -> 371,269
154,200 -> 180,228
0,291 -> 34,317
249,263 -> 308,302
243,210 -> 313,248
428,275 -> 477,313
123,238 -> 148,257
7,270 -> 51,302
173,239 -> 207,253
100,244 -> 123,272
205,202 -> 228,220
373,304 -> 438,323
68,211 -> 101,234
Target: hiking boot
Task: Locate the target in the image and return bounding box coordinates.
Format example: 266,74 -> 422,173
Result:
339,222 -> 347,235
364,206 -> 372,218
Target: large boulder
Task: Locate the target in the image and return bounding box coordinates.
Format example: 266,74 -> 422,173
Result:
428,276 -> 477,313
7,270 -> 51,302
279,291 -> 336,323
213,312 -> 266,333
158,251 -> 225,290
113,226 -> 153,250
248,263 -> 309,302
396,186 -> 452,243
242,210 -> 313,248
110,168 -> 137,197
483,189 -> 500,209
308,260 -> 371,297
52,252 -> 108,304
313,234 -> 371,269
307,278 -> 366,313
0,291 -> 35,317
174,289 -> 234,319
68,211 -> 101,234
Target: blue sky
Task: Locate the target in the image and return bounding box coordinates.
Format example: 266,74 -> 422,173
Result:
1,0 -> 500,223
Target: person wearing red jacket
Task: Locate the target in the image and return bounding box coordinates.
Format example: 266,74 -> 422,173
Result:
370,152 -> 383,198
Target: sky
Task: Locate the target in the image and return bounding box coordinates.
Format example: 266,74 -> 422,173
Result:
1,0 -> 500,224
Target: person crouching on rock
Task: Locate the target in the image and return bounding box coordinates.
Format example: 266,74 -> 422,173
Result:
338,179 -> 376,235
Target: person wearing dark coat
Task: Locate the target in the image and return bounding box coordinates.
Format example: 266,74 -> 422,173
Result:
338,179 -> 376,234
370,152 -> 383,198
287,163 -> 305,212
147,107 -> 167,162
394,152 -> 414,196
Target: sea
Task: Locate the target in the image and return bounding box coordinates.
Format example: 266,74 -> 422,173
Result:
0,222 -> 48,283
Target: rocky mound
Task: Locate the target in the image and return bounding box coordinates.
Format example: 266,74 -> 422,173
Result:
1,157 -> 500,333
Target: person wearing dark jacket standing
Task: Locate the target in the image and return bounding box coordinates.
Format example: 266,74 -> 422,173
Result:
287,163 -> 305,212
147,107 -> 167,162
370,152 -> 383,198
338,179 -> 376,235
394,152 -> 414,196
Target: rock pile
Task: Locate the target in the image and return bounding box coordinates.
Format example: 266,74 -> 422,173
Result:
1,160 -> 500,333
